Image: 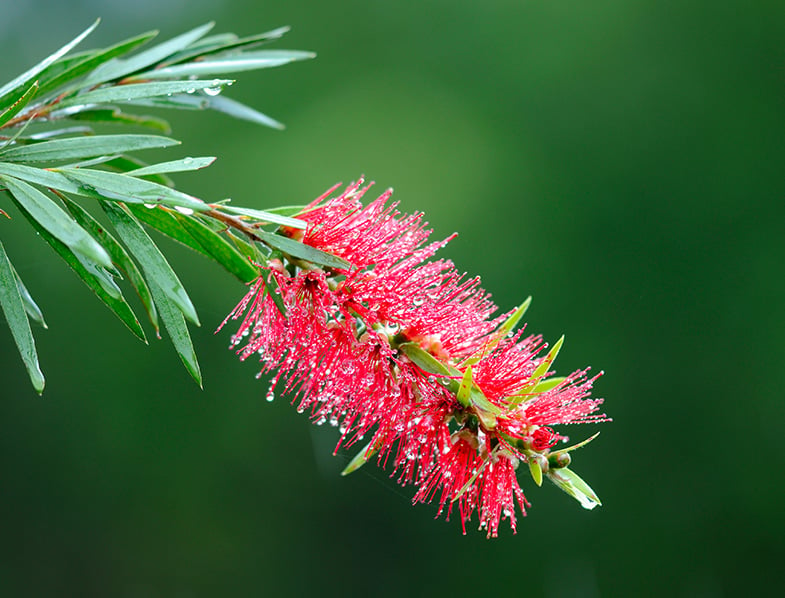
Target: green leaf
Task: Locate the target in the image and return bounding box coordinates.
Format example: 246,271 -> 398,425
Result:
161,26 -> 291,66
120,93 -> 285,129
57,167 -> 208,212
0,241 -> 45,393
103,202 -> 199,326
198,94 -> 284,129
126,204 -> 212,258
35,30 -> 158,98
510,335 -> 565,406
65,108 -> 170,132
10,199 -> 146,341
137,50 -> 315,79
550,432 -> 601,455
123,94 -> 209,111
148,278 -> 202,387
528,457 -> 543,487
60,194 -> 158,333
255,229 -> 349,270
262,268 -> 286,317
57,79 -> 234,109
399,342 -> 453,378
0,134 -> 179,163
0,81 -> 39,128
532,335 -> 564,381
83,22 -> 215,86
341,440 -> 378,476
101,155 -> 173,187
499,296 -> 532,337
25,126 -> 93,140
219,205 -> 305,229
227,230 -> 263,263
129,156 -> 215,176
0,19 -> 99,111
530,376 -> 567,394
262,205 -> 307,217
0,175 -> 113,269
175,213 -> 260,283
546,467 -> 602,510
456,365 -> 473,407
0,163 -> 81,194
10,263 -> 47,328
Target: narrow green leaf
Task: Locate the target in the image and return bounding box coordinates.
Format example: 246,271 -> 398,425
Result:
510,335 -> 565,406
148,278 -> 202,387
65,107 -> 170,132
499,296 -> 532,337
546,467 -> 602,510
123,94 -> 209,111
0,81 -> 39,128
161,26 -> 291,66
530,376 -> 567,395
57,79 -> 233,109
456,365 -> 473,407
0,134 -> 179,163
0,162 -> 82,194
550,432 -> 601,455
255,229 -> 349,270
0,241 -> 45,393
469,386 -> 501,417
11,202 -> 146,341
35,30 -> 158,98
103,202 -> 199,326
227,231 -> 263,263
11,263 -> 47,328
126,204 -> 212,258
0,175 -> 113,269
25,126 -> 93,140
219,205 -> 305,228
530,335 -> 564,386
101,155 -> 173,187
138,50 -> 315,79
0,111 -> 34,150
262,205 -> 307,217
202,94 -> 284,129
260,265 -> 286,317
57,167 -> 208,212
341,440 -> 378,476
129,156 -> 215,176
60,194 -> 158,333
176,213 -> 260,283
399,342 -> 452,378
528,457 -> 543,487
83,22 -> 214,86
0,19 -> 99,111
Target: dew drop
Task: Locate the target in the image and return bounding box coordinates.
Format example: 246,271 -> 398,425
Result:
266,390 -> 275,402
204,86 -> 222,97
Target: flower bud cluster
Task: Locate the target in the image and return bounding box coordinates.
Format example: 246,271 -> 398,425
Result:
220,179 -> 608,536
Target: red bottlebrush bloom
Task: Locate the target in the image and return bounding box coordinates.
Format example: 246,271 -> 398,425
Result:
220,178 -> 609,537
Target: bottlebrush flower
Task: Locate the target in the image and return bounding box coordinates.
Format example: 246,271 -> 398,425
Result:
219,178 -> 610,537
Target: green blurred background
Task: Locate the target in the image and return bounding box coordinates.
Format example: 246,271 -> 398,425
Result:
1,1 -> 783,595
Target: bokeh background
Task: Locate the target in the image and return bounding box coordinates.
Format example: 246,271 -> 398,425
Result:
1,1 -> 783,595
